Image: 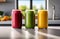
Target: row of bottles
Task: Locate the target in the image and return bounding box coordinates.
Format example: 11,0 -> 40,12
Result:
12,9 -> 48,29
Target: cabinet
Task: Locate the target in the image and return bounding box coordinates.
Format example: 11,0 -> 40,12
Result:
0,0 -> 6,3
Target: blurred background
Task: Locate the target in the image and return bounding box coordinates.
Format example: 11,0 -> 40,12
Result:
0,0 -> 60,26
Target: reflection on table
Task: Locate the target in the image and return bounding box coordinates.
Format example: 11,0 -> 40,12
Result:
10,27 -> 58,39
0,26 -> 60,39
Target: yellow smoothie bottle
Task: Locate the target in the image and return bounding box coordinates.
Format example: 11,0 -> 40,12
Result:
38,10 -> 48,29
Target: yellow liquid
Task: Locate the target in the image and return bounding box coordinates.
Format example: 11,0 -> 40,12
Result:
38,10 -> 48,29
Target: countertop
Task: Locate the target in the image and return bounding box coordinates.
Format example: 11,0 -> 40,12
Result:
0,20 -> 60,24
0,26 -> 60,39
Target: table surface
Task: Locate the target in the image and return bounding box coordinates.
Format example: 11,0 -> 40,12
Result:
0,20 -> 60,24
0,26 -> 60,39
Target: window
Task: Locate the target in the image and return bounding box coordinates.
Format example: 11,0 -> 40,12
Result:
33,0 -> 45,10
18,0 -> 46,16
18,0 -> 30,16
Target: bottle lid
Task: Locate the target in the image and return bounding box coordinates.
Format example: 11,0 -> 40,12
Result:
26,10 -> 34,12
38,10 -> 48,13
12,9 -> 21,12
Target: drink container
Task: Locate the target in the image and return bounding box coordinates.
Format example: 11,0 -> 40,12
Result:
38,10 -> 48,29
25,10 -> 35,29
12,9 -> 22,29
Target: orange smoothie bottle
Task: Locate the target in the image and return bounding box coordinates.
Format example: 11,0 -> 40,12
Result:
38,10 -> 48,29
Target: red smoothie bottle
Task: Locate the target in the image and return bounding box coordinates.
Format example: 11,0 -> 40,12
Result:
12,9 -> 22,29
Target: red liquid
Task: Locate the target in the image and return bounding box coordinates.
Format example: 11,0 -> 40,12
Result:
12,9 -> 22,29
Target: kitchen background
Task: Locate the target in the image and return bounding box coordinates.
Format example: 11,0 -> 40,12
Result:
0,0 -> 15,16
47,0 -> 60,20
0,0 -> 60,25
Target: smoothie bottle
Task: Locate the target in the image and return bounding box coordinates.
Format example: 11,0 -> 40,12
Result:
25,10 -> 35,29
38,10 -> 48,29
12,9 -> 22,29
